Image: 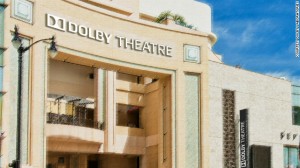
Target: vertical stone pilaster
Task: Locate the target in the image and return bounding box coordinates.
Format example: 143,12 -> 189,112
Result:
176,70 -> 185,168
171,73 -> 176,168
20,39 -> 30,165
30,43 -> 47,167
0,6 -> 4,156
105,71 -> 116,152
96,69 -> 106,127
184,73 -> 200,168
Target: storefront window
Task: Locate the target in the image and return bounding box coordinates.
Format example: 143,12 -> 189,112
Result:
251,145 -> 271,168
284,147 -> 299,168
116,104 -> 140,128
292,85 -> 300,125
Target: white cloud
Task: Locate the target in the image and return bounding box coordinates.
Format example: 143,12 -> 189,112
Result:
265,71 -> 300,85
214,19 -> 274,48
288,42 -> 295,55
267,3 -> 291,13
241,19 -> 271,44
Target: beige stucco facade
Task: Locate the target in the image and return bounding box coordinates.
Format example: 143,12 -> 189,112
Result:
208,61 -> 297,168
0,0 -> 296,168
1,0 -> 215,168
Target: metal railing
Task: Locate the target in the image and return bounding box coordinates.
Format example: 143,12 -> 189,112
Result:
47,112 -> 105,130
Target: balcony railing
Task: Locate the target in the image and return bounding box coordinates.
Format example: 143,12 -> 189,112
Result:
47,112 -> 105,130
46,94 -> 105,130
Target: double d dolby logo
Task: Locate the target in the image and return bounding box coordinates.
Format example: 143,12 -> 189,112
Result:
46,14 -> 112,44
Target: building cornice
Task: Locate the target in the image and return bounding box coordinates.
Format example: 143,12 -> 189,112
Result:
63,0 -> 217,43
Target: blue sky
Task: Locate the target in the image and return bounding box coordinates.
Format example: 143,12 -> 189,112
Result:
200,0 -> 298,84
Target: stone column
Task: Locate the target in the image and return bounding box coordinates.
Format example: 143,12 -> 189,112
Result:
105,71 -> 116,153
96,69 -> 106,128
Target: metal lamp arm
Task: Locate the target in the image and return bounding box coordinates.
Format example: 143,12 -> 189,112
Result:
21,37 -> 54,53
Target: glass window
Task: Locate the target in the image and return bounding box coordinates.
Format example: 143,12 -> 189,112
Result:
0,49 -> 3,66
0,67 -> 2,91
284,146 -> 299,168
292,85 -> 300,125
0,6 -> 4,47
116,104 -> 140,128
251,145 -> 271,168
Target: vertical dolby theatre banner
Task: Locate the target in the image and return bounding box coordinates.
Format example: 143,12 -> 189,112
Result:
240,109 -> 249,168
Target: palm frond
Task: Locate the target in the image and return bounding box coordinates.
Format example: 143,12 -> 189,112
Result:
173,14 -> 186,25
155,11 -> 172,23
155,11 -> 195,30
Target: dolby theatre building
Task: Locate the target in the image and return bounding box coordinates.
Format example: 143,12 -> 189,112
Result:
0,0 -> 298,168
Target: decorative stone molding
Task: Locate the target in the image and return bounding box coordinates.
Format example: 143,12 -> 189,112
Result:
184,45 -> 200,63
12,0 -> 33,24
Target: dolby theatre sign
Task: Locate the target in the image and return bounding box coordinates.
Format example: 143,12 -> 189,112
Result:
46,14 -> 172,57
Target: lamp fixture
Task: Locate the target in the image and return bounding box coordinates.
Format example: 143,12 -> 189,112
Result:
48,37 -> 58,58
9,25 -> 58,168
11,26 -> 22,49
11,25 -> 58,58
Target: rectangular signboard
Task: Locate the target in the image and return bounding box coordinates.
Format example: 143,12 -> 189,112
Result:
240,109 -> 249,168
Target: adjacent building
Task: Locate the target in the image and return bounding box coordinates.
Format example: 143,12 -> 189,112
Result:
0,0 -> 298,167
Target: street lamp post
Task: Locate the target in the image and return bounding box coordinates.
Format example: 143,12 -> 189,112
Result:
9,25 -> 58,168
